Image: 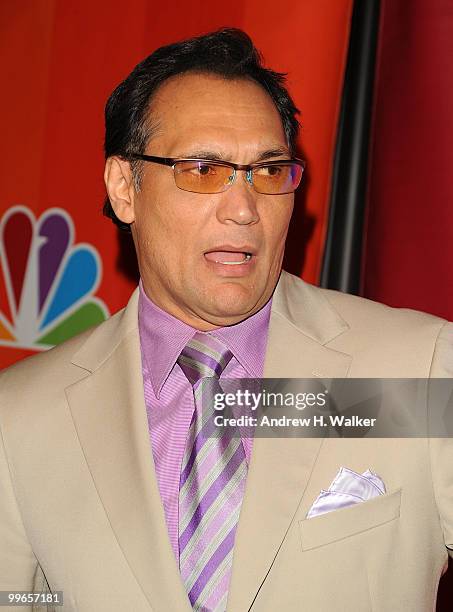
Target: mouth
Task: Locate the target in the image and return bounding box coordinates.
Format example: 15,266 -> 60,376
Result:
204,251 -> 253,265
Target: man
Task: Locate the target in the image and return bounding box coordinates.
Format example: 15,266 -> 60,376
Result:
0,28 -> 452,612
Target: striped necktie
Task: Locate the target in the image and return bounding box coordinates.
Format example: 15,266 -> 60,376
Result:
177,333 -> 247,611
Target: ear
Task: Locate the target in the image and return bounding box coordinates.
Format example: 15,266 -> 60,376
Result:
104,156 -> 136,224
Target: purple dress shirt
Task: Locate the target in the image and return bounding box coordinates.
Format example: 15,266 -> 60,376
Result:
138,283 -> 272,561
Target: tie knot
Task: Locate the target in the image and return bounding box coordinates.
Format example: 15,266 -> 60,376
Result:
177,332 -> 233,387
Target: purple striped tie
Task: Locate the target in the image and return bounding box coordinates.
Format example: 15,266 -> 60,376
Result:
177,333 -> 247,611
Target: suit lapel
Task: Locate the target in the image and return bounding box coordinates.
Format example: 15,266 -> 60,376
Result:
227,272 -> 352,611
66,290 -> 191,612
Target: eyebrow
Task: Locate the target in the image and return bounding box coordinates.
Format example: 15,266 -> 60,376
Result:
176,146 -> 292,162
254,147 -> 292,161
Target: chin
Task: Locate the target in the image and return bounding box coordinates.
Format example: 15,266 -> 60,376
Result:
205,284 -> 265,321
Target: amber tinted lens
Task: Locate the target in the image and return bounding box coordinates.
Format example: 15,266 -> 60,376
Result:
252,163 -> 303,194
173,161 -> 233,193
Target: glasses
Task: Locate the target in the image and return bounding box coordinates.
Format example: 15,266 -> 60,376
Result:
129,154 -> 305,195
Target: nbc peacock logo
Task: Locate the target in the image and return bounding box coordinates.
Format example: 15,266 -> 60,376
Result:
0,205 -> 109,350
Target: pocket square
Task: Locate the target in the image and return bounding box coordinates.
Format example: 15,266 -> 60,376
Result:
306,467 -> 386,519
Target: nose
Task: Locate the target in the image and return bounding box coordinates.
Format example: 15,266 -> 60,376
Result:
215,169 -> 260,226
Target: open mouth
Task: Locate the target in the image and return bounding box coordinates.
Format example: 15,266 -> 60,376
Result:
204,251 -> 253,265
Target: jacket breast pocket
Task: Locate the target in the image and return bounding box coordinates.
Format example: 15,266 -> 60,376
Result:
299,488 -> 402,551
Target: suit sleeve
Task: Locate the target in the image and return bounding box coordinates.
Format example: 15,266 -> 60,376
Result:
429,321 -> 453,558
0,421 -> 38,609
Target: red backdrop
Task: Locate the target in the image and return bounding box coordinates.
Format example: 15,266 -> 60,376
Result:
0,0 -> 353,369
363,0 -> 453,320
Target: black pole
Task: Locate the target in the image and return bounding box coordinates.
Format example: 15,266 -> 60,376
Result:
320,0 -> 381,293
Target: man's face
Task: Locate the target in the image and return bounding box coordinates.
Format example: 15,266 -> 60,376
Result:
120,73 -> 295,329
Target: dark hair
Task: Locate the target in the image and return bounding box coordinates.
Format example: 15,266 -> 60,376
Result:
104,28 -> 300,231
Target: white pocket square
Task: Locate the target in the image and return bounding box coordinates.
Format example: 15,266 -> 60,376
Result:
306,467 -> 386,519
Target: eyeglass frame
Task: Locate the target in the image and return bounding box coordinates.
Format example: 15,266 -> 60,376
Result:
127,153 -> 306,194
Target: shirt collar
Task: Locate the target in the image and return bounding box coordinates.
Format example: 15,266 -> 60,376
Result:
138,281 -> 272,398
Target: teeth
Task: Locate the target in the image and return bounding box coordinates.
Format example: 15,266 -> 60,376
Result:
219,252 -> 252,265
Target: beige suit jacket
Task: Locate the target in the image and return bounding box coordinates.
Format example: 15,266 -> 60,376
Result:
1,271 -> 452,611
